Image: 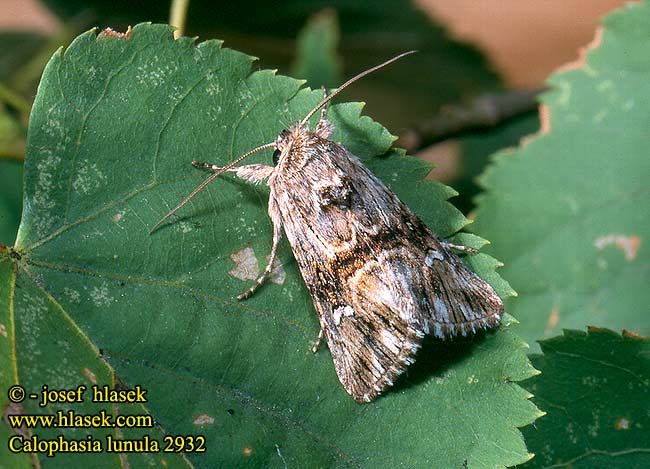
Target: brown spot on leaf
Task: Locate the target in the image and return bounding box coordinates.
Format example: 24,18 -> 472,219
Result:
243,446 -> 253,457
0,323 -> 6,338
594,234 -> 641,261
83,368 -> 97,384
229,247 -> 259,281
101,26 -> 133,40
193,414 -> 215,426
615,417 -> 630,430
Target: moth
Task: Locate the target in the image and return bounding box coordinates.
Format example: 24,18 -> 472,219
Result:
152,52 -> 503,402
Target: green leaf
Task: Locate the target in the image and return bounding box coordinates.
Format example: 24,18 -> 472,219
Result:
520,328 -> 650,468
472,1 -> 650,350
40,0 -> 501,130
291,9 -> 342,89
0,24 -> 540,467
0,160 -> 22,245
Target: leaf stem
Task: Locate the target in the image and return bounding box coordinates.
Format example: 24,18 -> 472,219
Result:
399,87 -> 545,152
169,0 -> 191,39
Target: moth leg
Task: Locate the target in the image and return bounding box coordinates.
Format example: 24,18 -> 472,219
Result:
311,328 -> 324,353
191,160 -> 222,170
441,241 -> 479,255
192,161 -> 273,185
237,198 -> 283,300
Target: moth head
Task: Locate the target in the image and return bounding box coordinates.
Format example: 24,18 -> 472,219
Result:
273,128 -> 298,166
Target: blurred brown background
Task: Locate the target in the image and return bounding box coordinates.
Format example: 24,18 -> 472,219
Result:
2,0 -> 627,87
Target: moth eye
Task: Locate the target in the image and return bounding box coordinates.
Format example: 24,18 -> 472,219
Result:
272,148 -> 281,166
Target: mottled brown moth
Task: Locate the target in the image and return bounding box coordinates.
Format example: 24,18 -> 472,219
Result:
152,52 -> 503,402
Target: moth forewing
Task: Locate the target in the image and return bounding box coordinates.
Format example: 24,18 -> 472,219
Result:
268,126 -> 502,402
154,52 -> 503,403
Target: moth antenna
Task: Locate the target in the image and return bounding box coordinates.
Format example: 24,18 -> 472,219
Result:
150,142 -> 275,233
151,51 -> 416,234
300,50 -> 417,127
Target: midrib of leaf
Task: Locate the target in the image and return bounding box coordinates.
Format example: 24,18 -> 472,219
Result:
17,180 -> 156,252
4,261 -> 18,385
22,260 -> 311,336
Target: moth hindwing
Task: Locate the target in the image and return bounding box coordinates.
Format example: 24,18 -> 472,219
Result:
155,52 -> 503,402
